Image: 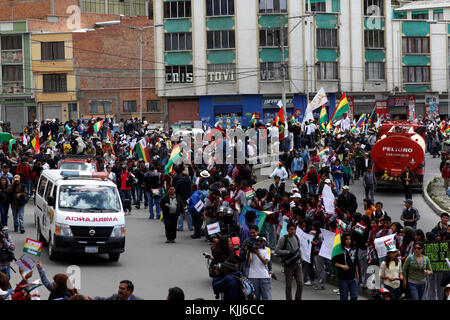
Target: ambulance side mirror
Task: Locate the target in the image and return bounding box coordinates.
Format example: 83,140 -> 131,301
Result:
48,196 -> 56,207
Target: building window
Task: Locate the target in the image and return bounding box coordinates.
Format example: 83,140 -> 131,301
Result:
123,100 -> 137,113
165,65 -> 193,83
41,42 -> 65,60
206,0 -> 234,16
2,65 -> 23,82
164,0 -> 191,18
402,66 -> 430,83
164,32 -> 192,51
259,28 -> 288,47
364,0 -> 384,16
365,30 -> 384,48
147,100 -> 161,112
81,0 -> 106,13
260,62 -> 288,81
365,62 -> 385,80
433,11 -> 444,21
1,35 -> 22,50
305,1 -> 326,12
259,0 -> 287,14
316,62 -> 338,80
43,74 -> 67,92
206,30 -> 235,49
89,100 -> 112,114
207,63 -> 236,82
412,12 -> 428,20
402,37 -> 429,53
316,29 -> 338,48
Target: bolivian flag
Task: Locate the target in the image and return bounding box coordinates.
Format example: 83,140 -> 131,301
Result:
356,113 -> 366,128
136,138 -> 150,163
93,120 -> 103,134
249,113 -> 256,126
32,135 -> 40,154
328,93 -> 349,127
291,174 -> 299,182
445,126 -> 450,135
331,228 -> 344,260
164,144 -> 182,174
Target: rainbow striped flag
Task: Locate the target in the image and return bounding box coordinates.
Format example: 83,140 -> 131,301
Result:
318,147 -> 330,156
356,113 -> 366,128
93,120 -> 103,134
291,174 -> 299,182
164,144 -> 182,174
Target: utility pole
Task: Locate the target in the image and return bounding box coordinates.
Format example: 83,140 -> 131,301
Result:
280,17 -> 287,120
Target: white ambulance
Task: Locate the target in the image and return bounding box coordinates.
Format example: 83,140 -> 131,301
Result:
34,170 -> 125,261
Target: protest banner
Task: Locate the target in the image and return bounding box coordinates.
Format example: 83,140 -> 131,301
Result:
423,241 -> 450,272
296,228 -> 314,264
319,228 -> 335,260
23,238 -> 43,257
374,234 -> 395,259
238,205 -> 267,231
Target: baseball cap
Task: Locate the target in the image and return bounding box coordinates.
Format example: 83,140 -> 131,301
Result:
404,199 -> 413,205
13,175 -> 20,181
325,179 -> 331,184
292,193 -> 302,198
343,185 -> 350,190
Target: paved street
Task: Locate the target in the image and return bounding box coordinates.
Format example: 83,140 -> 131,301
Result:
5,154 -> 441,300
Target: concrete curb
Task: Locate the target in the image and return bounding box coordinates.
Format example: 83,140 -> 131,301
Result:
422,178 -> 447,216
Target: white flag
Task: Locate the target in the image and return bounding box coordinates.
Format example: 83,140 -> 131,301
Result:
302,103 -> 314,124
207,222 -> 221,235
296,228 -> 314,263
310,88 -> 328,111
194,200 -> 204,213
374,234 -> 396,258
277,100 -> 283,108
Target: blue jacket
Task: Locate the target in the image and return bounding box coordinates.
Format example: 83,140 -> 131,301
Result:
300,151 -> 310,165
291,157 -> 304,172
212,270 -> 242,301
331,164 -> 344,180
188,190 -> 204,214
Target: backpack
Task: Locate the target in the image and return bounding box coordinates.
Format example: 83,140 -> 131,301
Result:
232,274 -> 256,301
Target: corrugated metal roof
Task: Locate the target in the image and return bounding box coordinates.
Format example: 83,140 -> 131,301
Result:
395,0 -> 450,11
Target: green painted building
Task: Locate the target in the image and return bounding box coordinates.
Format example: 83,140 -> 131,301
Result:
0,21 -> 36,133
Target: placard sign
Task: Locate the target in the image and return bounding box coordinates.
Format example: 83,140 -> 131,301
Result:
23,238 -> 43,257
423,241 -> 450,272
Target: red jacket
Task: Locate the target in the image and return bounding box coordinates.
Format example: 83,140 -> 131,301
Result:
16,163 -> 32,180
442,166 -> 450,179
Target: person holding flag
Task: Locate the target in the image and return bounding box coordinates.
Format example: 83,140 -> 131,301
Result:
332,231 -> 359,300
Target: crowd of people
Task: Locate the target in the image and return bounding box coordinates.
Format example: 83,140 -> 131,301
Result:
0,114 -> 449,300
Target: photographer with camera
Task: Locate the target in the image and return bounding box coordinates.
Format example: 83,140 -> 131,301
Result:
0,225 -> 15,279
7,175 -> 28,233
247,235 -> 272,300
212,258 -> 242,300
276,222 -> 303,300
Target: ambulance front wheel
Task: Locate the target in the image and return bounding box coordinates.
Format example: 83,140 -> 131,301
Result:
108,253 -> 120,262
48,234 -> 60,261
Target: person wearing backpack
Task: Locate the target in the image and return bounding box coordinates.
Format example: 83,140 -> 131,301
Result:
402,241 -> 433,300
7,175 -> 27,233
276,222 -> 303,300
212,259 -> 244,300
247,236 -> 271,300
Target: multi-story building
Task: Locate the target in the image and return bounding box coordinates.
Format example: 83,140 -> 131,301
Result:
154,0 -> 450,126
0,21 -> 35,133
31,32 -> 77,122
0,0 -> 162,130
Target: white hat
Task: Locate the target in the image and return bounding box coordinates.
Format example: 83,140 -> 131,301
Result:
292,193 -> 301,198
291,188 -> 299,193
200,170 -> 210,178
343,185 -> 350,190
325,179 -> 331,184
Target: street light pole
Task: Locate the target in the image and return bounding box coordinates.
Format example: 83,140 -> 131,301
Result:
129,24 -> 164,121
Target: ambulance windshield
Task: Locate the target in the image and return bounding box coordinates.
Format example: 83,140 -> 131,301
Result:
58,185 -> 121,212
